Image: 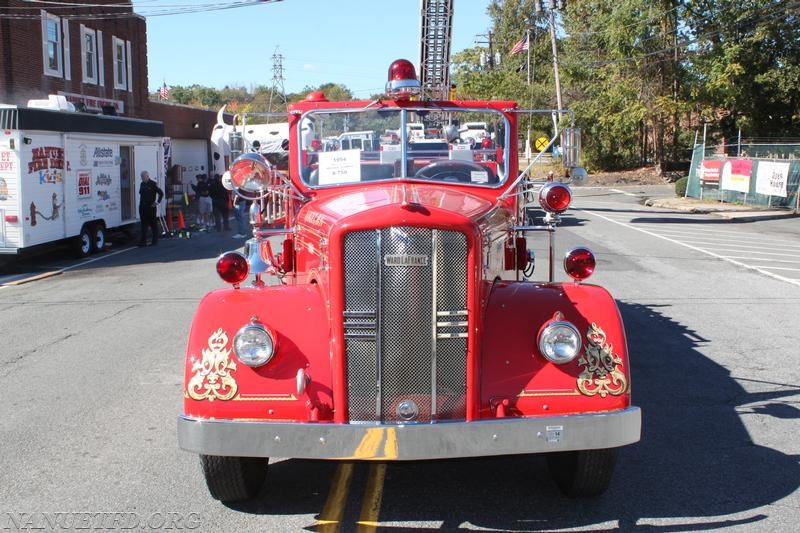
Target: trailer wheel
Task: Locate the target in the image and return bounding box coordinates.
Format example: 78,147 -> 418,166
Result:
91,223 -> 106,252
199,455 -> 268,502
75,226 -> 93,258
547,448 -> 617,497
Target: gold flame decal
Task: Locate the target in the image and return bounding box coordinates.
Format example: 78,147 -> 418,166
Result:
577,323 -> 628,397
187,328 -> 238,401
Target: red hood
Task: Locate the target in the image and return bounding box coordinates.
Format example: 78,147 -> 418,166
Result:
296,183 -> 500,235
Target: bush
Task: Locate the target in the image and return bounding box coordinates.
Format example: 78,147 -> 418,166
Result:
674,176 -> 688,197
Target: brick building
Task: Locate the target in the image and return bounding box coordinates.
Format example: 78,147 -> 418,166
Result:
0,0 -> 219,187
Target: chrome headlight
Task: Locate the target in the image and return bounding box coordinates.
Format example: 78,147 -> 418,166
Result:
538,321 -> 581,364
234,323 -> 275,367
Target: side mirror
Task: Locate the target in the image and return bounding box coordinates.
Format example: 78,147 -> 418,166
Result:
568,166 -> 588,185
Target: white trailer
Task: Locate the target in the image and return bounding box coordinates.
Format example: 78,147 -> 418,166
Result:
0,105 -> 165,256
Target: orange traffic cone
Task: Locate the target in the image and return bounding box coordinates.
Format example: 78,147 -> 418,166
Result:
177,209 -> 186,230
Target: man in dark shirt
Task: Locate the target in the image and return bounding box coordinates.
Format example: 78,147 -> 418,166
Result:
209,173 -> 231,232
138,170 -> 164,246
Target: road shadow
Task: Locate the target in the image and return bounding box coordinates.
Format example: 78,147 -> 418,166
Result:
221,301 -> 799,531
526,207 -> 588,228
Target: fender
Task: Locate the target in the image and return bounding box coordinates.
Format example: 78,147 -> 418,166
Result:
481,281 -> 631,418
182,283 -> 333,422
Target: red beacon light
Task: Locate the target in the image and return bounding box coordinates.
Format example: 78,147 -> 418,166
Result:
564,247 -> 596,282
305,90 -> 328,102
216,251 -> 249,287
538,182 -> 572,214
386,59 -> 420,99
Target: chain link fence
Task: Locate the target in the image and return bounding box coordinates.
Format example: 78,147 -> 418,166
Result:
687,143 -> 800,212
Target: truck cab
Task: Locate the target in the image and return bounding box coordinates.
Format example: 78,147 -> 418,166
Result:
336,130 -> 377,151
179,59 -> 640,503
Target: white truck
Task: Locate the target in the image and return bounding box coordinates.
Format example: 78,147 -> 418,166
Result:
459,122 -> 489,145
0,104 -> 165,257
210,106 -> 314,176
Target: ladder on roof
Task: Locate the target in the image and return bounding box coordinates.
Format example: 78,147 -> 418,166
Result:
419,0 -> 454,102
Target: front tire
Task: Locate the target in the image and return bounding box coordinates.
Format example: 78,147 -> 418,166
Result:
91,223 -> 106,252
200,455 -> 268,502
547,448 -> 618,497
75,225 -> 93,258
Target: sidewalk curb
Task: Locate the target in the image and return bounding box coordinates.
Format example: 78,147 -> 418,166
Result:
644,197 -> 797,221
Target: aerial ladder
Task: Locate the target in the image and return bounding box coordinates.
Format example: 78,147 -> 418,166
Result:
418,0 -> 454,102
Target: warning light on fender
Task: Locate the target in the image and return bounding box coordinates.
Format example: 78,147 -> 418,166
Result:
216,251 -> 249,287
564,247 -> 595,282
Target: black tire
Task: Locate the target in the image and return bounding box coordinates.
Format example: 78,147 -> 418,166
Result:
199,455 -> 268,502
75,226 -> 93,258
547,448 -> 618,497
90,223 -> 106,252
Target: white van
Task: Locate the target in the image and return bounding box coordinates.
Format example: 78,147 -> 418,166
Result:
338,131 -> 377,151
406,123 -> 425,140
459,122 -> 488,143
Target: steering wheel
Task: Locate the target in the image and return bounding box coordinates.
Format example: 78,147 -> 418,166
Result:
413,160 -> 493,183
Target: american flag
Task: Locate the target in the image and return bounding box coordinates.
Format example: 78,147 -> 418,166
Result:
510,33 -> 529,55
159,82 -> 170,101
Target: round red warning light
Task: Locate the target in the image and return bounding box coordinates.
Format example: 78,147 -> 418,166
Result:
538,182 -> 572,214
564,247 -> 596,281
216,251 -> 249,286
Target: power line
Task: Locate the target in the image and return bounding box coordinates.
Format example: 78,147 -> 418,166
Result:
0,0 -> 283,19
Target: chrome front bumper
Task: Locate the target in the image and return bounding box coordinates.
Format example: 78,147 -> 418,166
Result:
178,407 -> 641,460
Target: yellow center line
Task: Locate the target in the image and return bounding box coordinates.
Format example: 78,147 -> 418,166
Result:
315,461 -> 354,533
356,462 -> 387,533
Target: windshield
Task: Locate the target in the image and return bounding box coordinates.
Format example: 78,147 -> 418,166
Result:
299,107 -> 508,188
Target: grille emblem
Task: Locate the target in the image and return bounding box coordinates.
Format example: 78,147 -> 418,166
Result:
396,400 -> 419,421
384,254 -> 429,267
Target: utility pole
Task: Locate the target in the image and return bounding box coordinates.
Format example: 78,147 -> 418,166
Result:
476,31 -> 495,69
548,10 -> 563,117
536,1 -> 565,120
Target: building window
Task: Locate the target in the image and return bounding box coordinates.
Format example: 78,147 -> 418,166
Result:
126,41 -> 133,91
81,25 -> 98,84
41,12 -> 63,77
113,37 -> 127,90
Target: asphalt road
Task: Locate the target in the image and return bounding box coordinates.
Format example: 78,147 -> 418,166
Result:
1,186 -> 798,532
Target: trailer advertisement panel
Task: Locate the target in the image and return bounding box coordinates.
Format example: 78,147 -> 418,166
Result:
21,134 -> 67,248
65,137 -> 123,238
0,140 -> 20,248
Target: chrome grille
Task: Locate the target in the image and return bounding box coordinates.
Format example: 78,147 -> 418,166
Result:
344,227 -> 468,423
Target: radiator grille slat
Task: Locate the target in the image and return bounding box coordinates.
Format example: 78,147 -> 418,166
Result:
344,227 -> 467,423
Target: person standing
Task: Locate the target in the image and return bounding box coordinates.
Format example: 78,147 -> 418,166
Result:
191,174 -> 213,230
232,194 -> 250,239
209,173 -> 231,232
138,170 -> 164,246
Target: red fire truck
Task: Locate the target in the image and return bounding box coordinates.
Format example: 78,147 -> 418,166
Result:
178,60 -> 641,502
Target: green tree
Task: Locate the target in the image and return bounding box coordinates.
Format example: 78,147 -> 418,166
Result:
683,0 -> 800,142
561,0 -> 688,170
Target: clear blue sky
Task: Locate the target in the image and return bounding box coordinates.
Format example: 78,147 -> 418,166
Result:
133,0 -> 493,98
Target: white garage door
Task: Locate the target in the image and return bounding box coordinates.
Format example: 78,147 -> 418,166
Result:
170,139 -> 209,189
